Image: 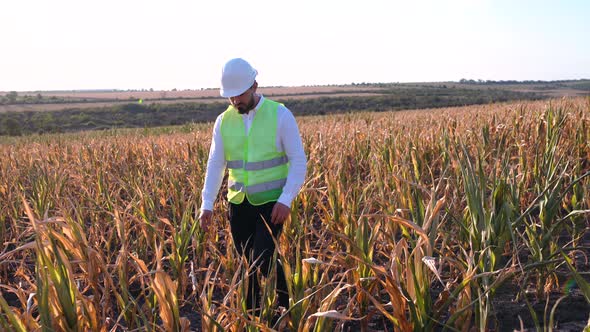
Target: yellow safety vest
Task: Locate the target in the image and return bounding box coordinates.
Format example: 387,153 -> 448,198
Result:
220,99 -> 289,205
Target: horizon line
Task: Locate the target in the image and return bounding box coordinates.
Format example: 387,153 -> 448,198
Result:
2,78 -> 589,94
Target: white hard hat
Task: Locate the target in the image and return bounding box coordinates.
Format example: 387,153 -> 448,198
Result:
220,58 -> 258,98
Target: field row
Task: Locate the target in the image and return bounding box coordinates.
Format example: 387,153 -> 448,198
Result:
0,98 -> 588,331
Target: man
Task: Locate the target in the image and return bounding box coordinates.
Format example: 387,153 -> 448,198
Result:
199,58 -> 307,314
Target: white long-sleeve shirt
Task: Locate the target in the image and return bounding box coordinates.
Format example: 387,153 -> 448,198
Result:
200,95 -> 307,212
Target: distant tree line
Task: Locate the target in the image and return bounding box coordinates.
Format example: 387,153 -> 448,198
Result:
0,91 -> 81,105
458,78 -> 590,87
284,86 -> 540,115
0,86 -> 542,136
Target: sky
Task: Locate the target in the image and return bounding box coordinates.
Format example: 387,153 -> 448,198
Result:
1,0 -> 589,91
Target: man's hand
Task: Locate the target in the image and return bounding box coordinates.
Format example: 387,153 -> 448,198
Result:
199,209 -> 213,233
271,202 -> 290,225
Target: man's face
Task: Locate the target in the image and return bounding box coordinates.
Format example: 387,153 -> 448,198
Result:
229,85 -> 256,114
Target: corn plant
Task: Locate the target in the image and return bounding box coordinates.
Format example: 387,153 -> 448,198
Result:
0,97 -> 588,331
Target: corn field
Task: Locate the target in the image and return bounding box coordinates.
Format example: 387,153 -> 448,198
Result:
0,97 -> 589,331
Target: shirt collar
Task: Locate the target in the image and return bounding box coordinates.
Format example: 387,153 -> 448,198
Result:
242,94 -> 264,117
253,94 -> 264,111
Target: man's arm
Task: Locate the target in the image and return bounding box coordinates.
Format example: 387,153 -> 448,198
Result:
272,106 -> 307,224
199,115 -> 226,231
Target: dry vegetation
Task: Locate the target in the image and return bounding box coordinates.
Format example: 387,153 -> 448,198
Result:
0,98 -> 589,331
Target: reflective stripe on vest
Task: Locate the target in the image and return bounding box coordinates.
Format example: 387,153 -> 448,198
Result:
228,178 -> 287,194
226,155 -> 288,170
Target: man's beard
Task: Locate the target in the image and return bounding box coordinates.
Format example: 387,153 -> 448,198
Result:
237,97 -> 256,114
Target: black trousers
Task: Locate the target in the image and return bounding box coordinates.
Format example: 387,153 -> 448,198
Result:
229,199 -> 289,311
